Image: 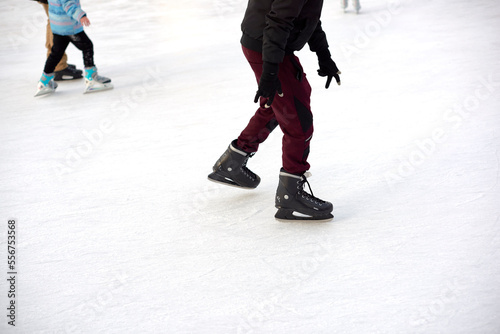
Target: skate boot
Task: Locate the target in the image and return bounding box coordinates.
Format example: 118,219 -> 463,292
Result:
208,140 -> 261,189
54,65 -> 83,81
84,66 -> 113,94
275,168 -> 333,221
34,72 -> 58,97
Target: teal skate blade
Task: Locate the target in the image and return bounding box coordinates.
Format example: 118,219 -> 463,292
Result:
275,208 -> 333,222
207,172 -> 256,190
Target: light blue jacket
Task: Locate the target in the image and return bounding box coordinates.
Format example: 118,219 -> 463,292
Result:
48,0 -> 86,36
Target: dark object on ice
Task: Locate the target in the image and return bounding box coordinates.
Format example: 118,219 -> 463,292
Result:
208,140 -> 261,189
54,65 -> 83,81
275,169 -> 333,221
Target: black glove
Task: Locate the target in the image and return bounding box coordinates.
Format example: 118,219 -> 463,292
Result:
317,49 -> 341,88
254,62 -> 283,108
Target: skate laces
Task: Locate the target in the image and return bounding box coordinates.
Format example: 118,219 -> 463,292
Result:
85,67 -> 96,80
241,154 -> 257,180
298,173 -> 326,204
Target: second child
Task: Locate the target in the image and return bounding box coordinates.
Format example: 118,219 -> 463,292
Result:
35,0 -> 112,96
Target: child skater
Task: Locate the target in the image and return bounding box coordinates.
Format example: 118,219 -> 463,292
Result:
35,0 -> 112,96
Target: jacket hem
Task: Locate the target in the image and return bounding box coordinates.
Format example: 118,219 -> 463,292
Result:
240,33 -> 263,54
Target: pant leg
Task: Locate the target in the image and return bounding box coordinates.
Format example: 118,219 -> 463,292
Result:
68,31 -> 94,68
44,34 -> 70,74
238,46 -> 313,175
41,3 -> 68,71
274,53 -> 313,174
236,109 -> 279,153
237,46 -> 279,152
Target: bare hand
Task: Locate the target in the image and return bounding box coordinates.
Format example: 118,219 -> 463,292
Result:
81,16 -> 91,27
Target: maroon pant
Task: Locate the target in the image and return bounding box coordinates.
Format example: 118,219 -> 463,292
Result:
237,46 -> 314,175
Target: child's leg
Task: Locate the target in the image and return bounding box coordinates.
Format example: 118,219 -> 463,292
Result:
44,34 -> 70,74
237,46 -> 280,153
69,31 -> 95,68
41,2 -> 68,72
352,0 -> 361,12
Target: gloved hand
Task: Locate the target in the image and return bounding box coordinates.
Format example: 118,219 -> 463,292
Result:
317,49 -> 341,88
254,62 -> 283,108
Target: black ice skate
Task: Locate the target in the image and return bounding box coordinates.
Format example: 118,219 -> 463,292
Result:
208,140 -> 260,189
54,66 -> 83,81
275,169 -> 333,221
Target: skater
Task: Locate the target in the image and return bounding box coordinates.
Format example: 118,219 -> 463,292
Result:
32,0 -> 83,81
35,0 -> 113,97
208,0 -> 341,221
341,0 -> 361,14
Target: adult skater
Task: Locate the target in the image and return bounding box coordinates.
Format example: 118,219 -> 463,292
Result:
341,0 -> 361,14
208,0 -> 341,221
35,0 -> 113,96
32,0 -> 83,81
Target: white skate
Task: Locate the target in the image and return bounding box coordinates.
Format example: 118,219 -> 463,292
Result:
34,72 -> 58,97
84,66 -> 113,94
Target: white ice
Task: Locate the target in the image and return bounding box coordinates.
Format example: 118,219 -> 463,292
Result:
1,0 -> 500,333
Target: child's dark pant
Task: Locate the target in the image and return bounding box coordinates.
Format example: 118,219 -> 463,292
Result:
44,31 -> 94,73
237,46 -> 314,175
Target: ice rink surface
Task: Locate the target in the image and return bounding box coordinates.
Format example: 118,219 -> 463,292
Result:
1,0 -> 499,333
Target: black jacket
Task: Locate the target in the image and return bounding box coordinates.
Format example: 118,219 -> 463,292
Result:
241,0 -> 329,64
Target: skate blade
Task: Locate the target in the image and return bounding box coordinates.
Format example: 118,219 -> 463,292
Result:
34,86 -> 56,97
275,208 -> 333,222
207,172 -> 256,190
84,83 -> 114,94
